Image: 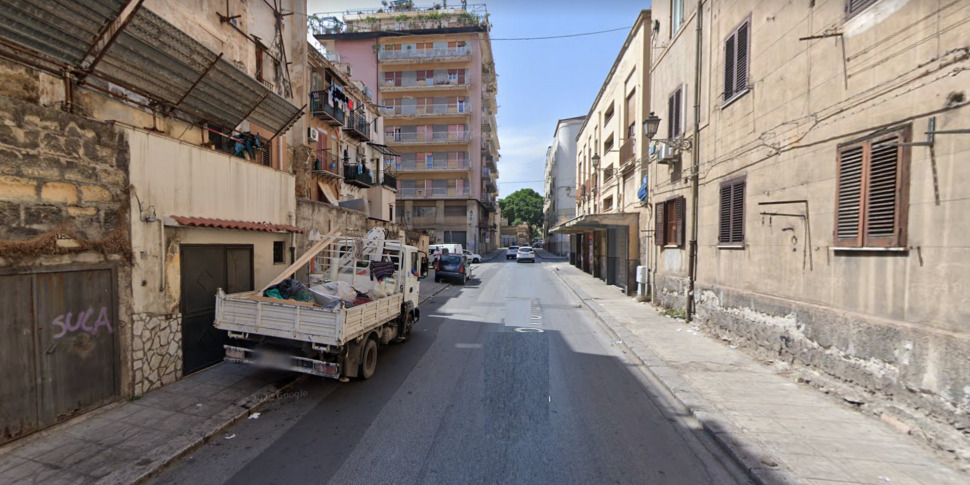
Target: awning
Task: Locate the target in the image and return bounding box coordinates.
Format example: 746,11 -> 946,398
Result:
167,216 -> 303,233
367,142 -> 399,157
550,212 -> 639,234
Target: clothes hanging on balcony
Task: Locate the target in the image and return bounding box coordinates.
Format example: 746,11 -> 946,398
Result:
233,132 -> 260,158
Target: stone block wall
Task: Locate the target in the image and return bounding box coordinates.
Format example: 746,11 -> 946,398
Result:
131,313 -> 182,395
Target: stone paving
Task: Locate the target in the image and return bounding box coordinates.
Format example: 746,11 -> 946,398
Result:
551,261 -> 968,485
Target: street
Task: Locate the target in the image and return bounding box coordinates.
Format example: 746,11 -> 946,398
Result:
150,256 -> 751,485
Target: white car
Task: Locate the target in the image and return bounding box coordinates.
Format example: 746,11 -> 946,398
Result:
516,246 -> 535,263
463,250 -> 482,263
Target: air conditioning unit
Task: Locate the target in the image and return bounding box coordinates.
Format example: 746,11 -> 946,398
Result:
657,144 -> 680,165
308,128 -> 319,143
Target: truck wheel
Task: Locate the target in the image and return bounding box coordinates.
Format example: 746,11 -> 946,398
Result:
360,338 -> 378,379
400,314 -> 414,343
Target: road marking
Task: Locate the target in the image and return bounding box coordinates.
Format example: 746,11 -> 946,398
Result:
455,343 -> 482,349
513,327 -> 544,333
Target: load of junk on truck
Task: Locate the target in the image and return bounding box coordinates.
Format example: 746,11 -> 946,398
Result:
214,228 -> 429,381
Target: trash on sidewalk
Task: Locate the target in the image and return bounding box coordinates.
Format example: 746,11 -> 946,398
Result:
248,412 -> 261,420
224,434 -> 236,440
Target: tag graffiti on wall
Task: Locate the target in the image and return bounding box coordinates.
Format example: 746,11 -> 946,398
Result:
52,306 -> 113,339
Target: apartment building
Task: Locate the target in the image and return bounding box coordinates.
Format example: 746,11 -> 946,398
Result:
0,0 -> 310,443
649,0 -> 970,433
543,117 -> 583,257
314,4 -> 500,253
554,11 -> 651,295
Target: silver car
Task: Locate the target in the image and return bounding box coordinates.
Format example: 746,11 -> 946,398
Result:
516,246 -> 535,263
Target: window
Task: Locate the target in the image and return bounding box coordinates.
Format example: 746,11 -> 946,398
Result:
396,206 -> 406,220
834,126 -> 910,248
415,206 -> 436,218
846,0 -> 879,19
273,241 -> 285,264
718,178 -> 745,245
604,103 -> 615,125
603,196 -> 613,211
668,86 -> 683,138
444,205 -> 466,217
724,19 -> 750,103
604,133 -> 615,152
671,0 -> 684,36
655,197 -> 685,247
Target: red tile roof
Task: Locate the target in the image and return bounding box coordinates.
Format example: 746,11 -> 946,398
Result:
170,216 -> 304,234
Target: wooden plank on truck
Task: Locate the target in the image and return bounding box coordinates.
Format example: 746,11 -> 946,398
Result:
259,229 -> 341,294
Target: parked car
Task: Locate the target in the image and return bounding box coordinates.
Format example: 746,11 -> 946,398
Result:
506,246 -> 519,260
516,246 -> 536,263
435,254 -> 470,284
463,250 -> 482,263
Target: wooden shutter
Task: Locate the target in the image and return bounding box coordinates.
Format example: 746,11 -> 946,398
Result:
835,144 -> 864,247
667,93 -> 676,138
736,22 -> 749,95
864,135 -> 905,247
655,202 -> 665,246
719,185 -> 732,243
847,0 -> 878,16
675,196 -> 686,247
724,34 -> 735,101
731,181 -> 745,243
674,88 -> 682,137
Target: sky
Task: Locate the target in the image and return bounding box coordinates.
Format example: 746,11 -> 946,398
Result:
306,0 -> 651,198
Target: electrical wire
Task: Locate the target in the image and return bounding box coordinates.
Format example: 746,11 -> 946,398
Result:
490,26 -> 632,41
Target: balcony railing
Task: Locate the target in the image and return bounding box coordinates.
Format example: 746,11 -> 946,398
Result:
620,136 -> 636,164
312,150 -> 341,177
398,187 -> 471,199
378,47 -> 470,61
383,104 -> 470,118
344,111 -> 371,141
380,79 -> 470,92
310,90 -> 345,126
344,164 -> 373,187
384,131 -> 471,145
395,160 -> 469,171
381,173 -> 397,190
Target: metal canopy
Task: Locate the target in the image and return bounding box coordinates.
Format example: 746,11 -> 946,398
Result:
367,142 -> 400,157
0,0 -> 301,136
550,213 -> 639,234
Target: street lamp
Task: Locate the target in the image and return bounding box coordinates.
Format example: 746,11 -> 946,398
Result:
643,111 -> 692,150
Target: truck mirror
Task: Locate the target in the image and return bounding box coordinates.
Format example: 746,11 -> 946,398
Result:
420,256 -> 429,278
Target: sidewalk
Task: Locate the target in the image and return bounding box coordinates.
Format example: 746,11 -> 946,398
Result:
535,248 -> 568,261
0,364 -> 298,484
551,262 -> 968,485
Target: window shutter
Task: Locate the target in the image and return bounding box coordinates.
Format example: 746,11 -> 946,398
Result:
736,22 -> 749,94
655,202 -> 665,246
719,185 -> 731,243
674,88 -> 682,137
864,136 -> 901,246
675,196 -> 686,247
724,34 -> 736,101
835,144 -> 864,247
667,94 -> 675,138
731,181 -> 745,243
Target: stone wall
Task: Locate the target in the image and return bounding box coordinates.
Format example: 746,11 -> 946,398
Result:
131,313 -> 182,395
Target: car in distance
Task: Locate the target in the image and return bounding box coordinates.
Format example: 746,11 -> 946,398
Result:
516,246 -> 536,263
506,246 -> 519,260
435,254 -> 470,284
463,250 -> 482,263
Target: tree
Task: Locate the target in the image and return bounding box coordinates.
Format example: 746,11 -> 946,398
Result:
499,188 -> 543,239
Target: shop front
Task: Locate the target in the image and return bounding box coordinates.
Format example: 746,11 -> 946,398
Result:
552,213 -> 639,295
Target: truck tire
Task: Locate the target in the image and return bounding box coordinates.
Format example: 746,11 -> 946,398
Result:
360,338 -> 378,379
399,313 -> 414,343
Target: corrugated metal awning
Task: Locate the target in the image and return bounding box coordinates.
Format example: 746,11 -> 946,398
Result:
367,142 -> 399,157
0,0 -> 302,136
550,213 -> 639,234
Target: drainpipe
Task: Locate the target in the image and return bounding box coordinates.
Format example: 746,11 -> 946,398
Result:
686,0 -> 704,323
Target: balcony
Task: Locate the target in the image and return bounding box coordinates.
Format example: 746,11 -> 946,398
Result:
394,160 -> 470,172
620,136 -> 636,165
312,150 -> 341,179
398,187 -> 471,199
381,173 -> 397,190
383,104 -> 470,119
385,131 -> 471,145
378,47 -> 471,63
344,111 -> 371,141
380,79 -> 470,93
344,164 -> 373,187
310,90 -> 345,126
484,154 -> 497,171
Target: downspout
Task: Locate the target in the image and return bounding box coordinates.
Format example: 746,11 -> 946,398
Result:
686,0 -> 704,323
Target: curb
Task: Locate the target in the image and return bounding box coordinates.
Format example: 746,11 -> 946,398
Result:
420,282 -> 452,305
110,372 -> 307,485
548,264 -> 797,485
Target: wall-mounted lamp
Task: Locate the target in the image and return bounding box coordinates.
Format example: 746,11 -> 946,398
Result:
643,111 -> 693,151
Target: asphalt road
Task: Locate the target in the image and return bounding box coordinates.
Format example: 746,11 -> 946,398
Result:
151,255 -> 752,485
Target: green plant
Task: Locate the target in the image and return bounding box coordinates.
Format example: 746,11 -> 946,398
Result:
662,308 -> 687,319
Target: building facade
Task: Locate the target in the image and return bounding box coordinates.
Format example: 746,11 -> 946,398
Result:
0,0 -> 310,443
314,4 -> 500,253
543,117 -> 583,257
555,11 -> 652,295
649,0 -> 970,432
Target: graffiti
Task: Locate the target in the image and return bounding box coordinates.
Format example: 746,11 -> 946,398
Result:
52,306 -> 113,339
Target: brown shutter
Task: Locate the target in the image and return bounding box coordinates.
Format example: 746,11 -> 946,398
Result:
864,135 -> 901,247
835,144 -> 864,247
667,93 -> 675,138
736,22 -> 749,94
724,34 -> 736,101
675,196 -> 686,247
719,184 -> 731,243
655,202 -> 665,246
674,88 -> 682,137
731,180 -> 745,243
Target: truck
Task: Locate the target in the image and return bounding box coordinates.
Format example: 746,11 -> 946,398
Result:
214,230 -> 428,380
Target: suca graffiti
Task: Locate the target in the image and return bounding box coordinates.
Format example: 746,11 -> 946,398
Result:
52,307 -> 113,339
